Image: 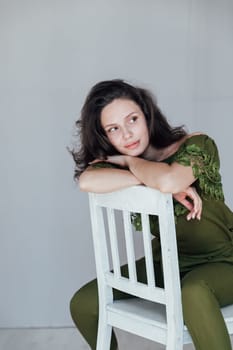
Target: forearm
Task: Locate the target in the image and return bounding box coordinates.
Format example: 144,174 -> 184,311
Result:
127,157 -> 195,193
79,167 -> 142,193
127,157 -> 170,191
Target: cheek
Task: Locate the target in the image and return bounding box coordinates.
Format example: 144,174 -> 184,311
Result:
145,127 -> 150,141
107,133 -> 120,147
140,122 -> 149,139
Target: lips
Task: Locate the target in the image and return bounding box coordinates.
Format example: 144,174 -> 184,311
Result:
125,141 -> 140,149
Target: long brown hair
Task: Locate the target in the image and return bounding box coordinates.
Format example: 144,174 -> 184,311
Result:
70,79 -> 186,179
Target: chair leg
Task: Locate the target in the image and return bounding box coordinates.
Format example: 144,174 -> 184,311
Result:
96,321 -> 112,350
166,333 -> 183,350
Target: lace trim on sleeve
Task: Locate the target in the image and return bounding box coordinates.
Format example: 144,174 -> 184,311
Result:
173,143 -> 224,200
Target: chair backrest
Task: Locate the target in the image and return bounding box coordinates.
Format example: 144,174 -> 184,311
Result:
88,185 -> 184,340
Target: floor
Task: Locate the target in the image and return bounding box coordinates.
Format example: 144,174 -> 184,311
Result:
0,327 -> 232,350
0,327 -> 196,350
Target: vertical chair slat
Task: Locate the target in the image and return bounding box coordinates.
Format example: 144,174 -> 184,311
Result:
107,208 -> 121,278
123,211 -> 137,282
141,213 -> 156,288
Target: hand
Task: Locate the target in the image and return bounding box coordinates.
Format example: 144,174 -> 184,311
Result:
89,155 -> 130,168
173,186 -> 202,221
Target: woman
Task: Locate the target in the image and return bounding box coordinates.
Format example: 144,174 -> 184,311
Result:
70,79 -> 233,350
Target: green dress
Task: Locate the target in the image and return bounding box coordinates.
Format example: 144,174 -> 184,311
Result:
70,134 -> 233,350
170,134 -> 233,272
132,134 -> 233,272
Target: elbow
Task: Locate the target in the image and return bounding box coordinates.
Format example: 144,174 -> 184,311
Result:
79,181 -> 89,192
157,184 -> 173,194
79,172 -> 92,192
155,174 -> 180,194
79,180 -> 88,192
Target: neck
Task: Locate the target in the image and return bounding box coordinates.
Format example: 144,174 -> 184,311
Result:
142,138 -> 185,162
141,145 -> 168,161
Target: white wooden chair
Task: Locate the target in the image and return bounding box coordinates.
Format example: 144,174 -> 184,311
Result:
88,185 -> 233,350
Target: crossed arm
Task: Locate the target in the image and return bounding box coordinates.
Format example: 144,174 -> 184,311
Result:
79,155 -> 202,220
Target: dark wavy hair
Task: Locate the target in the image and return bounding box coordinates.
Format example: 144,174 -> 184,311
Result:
70,79 -> 186,179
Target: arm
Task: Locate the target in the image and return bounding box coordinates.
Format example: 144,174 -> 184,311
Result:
79,166 -> 142,193
127,157 -> 196,193
100,155 -> 196,194
79,163 -> 202,219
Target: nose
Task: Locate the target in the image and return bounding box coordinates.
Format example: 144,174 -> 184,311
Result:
122,126 -> 132,140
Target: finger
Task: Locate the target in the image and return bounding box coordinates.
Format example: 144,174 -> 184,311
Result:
184,197 -> 198,220
192,195 -> 202,220
179,199 -> 193,211
186,211 -> 193,221
196,201 -> 202,220
188,199 -> 202,220
186,187 -> 202,220
179,199 -> 197,221
187,210 -> 197,221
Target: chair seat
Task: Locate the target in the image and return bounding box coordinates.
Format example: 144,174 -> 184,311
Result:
107,298 -> 168,344
107,298 -> 233,344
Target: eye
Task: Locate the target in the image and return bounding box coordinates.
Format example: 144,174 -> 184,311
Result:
129,116 -> 138,123
107,126 -> 118,133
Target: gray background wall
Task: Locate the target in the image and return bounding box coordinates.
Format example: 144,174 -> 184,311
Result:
0,0 -> 233,328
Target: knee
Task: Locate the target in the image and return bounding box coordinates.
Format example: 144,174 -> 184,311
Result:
181,278 -> 214,317
182,279 -> 206,301
70,288 -> 83,323
70,282 -> 99,326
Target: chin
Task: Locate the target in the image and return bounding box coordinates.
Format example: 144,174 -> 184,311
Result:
126,150 -> 143,157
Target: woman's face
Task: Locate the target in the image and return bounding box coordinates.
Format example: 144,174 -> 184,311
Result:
100,98 -> 150,156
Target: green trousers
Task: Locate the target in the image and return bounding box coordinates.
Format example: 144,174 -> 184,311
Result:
70,257 -> 233,350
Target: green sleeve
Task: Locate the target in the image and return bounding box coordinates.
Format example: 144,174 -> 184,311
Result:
172,134 -> 224,201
